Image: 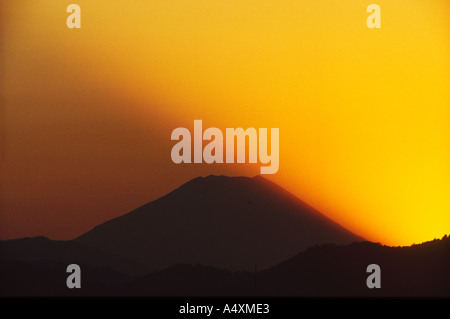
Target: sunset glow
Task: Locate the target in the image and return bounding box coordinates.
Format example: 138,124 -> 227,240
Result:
1,0 -> 449,246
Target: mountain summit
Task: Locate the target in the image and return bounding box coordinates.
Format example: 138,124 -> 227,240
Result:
76,175 -> 363,271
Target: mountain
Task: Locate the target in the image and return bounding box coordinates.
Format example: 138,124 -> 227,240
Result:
2,175 -> 447,297
75,175 -> 362,272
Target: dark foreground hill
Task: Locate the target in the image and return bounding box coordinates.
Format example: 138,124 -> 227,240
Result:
117,235 -> 450,297
0,236 -> 146,275
1,236 -> 449,297
75,175 -> 362,272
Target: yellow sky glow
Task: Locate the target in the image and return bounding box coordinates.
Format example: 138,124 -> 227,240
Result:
1,1 -> 449,245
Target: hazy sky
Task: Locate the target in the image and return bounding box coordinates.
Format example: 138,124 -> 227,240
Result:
1,0 -> 449,245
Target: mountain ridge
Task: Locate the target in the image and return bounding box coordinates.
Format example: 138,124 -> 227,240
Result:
1,233 -> 448,296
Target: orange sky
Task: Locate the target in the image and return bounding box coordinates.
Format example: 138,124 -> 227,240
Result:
1,0 -> 449,246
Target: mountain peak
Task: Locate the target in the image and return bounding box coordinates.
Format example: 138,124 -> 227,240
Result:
76,175 -> 363,272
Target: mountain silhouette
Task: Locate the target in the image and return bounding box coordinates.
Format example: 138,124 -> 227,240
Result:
0,175 -> 448,297
75,175 -> 362,272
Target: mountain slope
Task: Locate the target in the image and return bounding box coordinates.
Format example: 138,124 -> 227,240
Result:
76,175 -> 363,271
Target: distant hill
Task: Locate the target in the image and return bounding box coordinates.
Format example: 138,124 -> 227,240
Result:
0,236 -> 145,275
257,236 -> 450,297
109,235 -> 450,297
75,175 -> 363,272
0,258 -> 128,297
1,236 -> 449,297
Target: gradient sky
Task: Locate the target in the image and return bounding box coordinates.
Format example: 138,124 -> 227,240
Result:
1,0 -> 449,246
